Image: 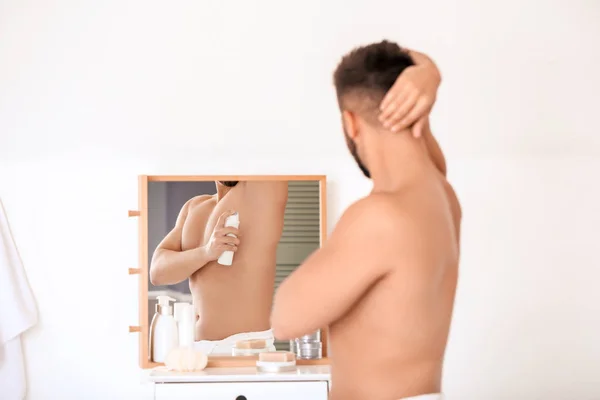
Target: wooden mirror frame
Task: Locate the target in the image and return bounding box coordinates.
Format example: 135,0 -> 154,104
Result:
128,175 -> 330,368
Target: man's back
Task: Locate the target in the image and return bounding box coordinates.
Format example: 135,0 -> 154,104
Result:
181,182 -> 287,340
329,174 -> 461,400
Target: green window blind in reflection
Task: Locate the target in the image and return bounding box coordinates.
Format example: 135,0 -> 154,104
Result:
273,180 -> 321,351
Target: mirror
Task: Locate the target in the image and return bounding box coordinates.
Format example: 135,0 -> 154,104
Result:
134,175 -> 327,368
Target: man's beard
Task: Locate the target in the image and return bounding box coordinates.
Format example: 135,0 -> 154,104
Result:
218,181 -> 239,187
344,130 -> 371,179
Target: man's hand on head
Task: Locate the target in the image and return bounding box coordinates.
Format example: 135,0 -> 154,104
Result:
378,56 -> 441,138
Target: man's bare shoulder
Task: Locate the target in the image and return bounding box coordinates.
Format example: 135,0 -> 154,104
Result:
186,194 -> 216,211
325,195 -> 415,278
336,194 -> 412,239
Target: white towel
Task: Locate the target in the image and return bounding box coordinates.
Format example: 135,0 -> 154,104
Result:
0,199 -> 37,400
193,329 -> 275,355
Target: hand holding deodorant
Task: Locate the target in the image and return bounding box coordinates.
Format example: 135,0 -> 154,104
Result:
218,211 -> 239,266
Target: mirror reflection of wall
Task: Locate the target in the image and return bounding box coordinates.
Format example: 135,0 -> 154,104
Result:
147,180 -> 321,353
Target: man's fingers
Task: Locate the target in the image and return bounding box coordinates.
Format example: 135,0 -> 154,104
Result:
379,87 -> 411,121
381,91 -> 419,129
391,99 -> 429,132
219,244 -> 238,252
379,88 -> 398,111
378,97 -> 400,121
216,210 -> 236,227
220,227 -> 240,237
219,236 -> 240,246
215,212 -> 229,227
380,76 -> 413,111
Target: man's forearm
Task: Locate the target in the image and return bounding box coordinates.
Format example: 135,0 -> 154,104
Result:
407,48 -> 445,172
149,246 -> 210,286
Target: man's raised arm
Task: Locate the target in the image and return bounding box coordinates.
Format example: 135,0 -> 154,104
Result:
149,197 -> 239,285
271,196 -> 400,340
379,47 -> 442,137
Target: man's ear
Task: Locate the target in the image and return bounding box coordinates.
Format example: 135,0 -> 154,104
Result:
342,110 -> 359,140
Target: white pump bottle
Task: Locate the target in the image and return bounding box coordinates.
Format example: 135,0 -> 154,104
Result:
174,302 -> 195,348
149,295 -> 179,363
217,212 -> 239,266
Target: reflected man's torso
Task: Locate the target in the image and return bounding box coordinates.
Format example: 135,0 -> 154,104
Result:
181,182 -> 287,341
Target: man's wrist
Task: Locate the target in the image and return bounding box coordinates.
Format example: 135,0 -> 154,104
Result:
408,50 -> 442,84
194,245 -> 210,264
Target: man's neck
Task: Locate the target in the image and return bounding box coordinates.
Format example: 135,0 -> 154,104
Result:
216,184 -> 234,202
366,131 -> 435,193
422,125 -> 447,177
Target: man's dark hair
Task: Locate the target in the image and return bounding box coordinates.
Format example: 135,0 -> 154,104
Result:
333,40 -> 415,124
218,181 -> 239,187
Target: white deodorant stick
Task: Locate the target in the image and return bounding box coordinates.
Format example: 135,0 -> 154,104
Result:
217,212 -> 239,266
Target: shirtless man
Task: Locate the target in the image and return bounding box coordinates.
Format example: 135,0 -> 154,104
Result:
271,41 -> 461,400
150,180 -> 288,350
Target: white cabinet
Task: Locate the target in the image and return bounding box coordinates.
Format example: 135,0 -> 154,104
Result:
155,381 -> 328,400
149,366 -> 331,400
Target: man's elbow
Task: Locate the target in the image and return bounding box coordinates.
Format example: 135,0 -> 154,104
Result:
270,298 -> 300,341
149,250 -> 169,286
149,266 -> 164,286
271,313 -> 298,341
149,256 -> 169,286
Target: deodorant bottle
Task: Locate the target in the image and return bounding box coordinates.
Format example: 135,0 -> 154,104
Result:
217,212 -> 239,266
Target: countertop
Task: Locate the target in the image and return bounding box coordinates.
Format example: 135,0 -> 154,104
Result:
149,365 -> 331,383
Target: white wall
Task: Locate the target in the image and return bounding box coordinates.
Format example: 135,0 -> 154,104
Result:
0,1 -> 599,399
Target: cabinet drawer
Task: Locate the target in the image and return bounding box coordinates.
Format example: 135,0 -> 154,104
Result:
155,381 -> 328,400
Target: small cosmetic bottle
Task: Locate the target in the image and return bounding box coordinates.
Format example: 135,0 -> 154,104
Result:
217,212 -> 239,266
174,302 -> 195,348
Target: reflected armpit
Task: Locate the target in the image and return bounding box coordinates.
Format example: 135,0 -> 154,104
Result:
246,181 -> 289,205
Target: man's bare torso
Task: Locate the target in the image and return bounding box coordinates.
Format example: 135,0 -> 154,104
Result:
181,182 -> 286,341
329,175 -> 461,400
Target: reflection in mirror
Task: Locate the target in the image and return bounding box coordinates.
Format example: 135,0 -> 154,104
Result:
146,179 -> 322,360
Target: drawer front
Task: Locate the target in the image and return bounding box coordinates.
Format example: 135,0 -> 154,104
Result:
155,381 -> 328,400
